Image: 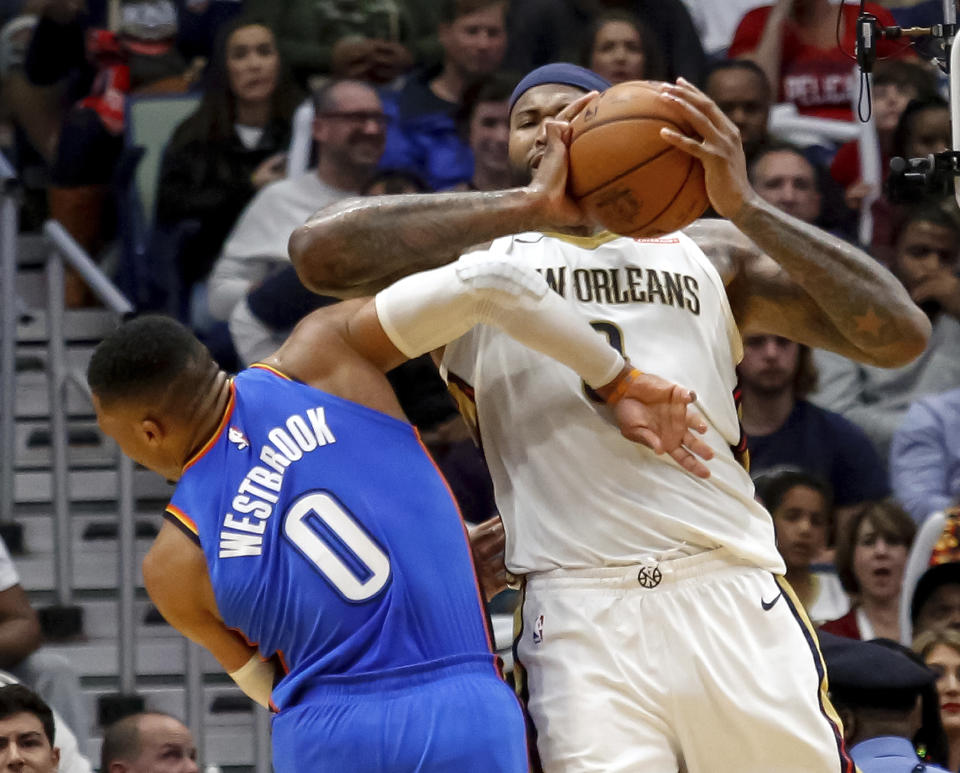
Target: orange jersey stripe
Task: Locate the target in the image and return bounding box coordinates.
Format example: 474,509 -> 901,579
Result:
164,504 -> 199,536
250,363 -> 293,381
182,381 -> 236,473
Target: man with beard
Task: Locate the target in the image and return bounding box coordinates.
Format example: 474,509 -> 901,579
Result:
813,205 -> 960,460
288,64 -> 930,772
207,78 -> 387,364
738,333 -> 889,524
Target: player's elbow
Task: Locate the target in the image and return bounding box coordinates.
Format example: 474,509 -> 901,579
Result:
856,309 -> 931,368
289,212 -> 365,299
289,225 -> 331,292
867,311 -> 931,368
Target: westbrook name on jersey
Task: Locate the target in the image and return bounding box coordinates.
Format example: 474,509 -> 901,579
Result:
164,365 -> 498,709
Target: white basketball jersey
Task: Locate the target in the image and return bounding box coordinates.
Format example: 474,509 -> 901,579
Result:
441,231 -> 784,575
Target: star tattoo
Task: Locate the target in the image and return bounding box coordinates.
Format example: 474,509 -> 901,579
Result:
853,307 -> 883,336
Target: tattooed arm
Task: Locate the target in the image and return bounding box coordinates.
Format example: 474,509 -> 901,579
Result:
663,79 -> 930,367
289,188 -> 540,298
686,214 -> 929,367
288,93 -> 596,298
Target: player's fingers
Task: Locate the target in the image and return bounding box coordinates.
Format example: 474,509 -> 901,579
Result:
631,426 -> 664,454
682,430 -> 715,460
670,446 -> 711,479
659,92 -> 720,146
670,384 -> 696,405
659,128 -> 710,160
667,78 -> 739,136
668,400 -> 688,444
685,409 -> 708,435
556,90 -> 599,123
530,122 -> 571,189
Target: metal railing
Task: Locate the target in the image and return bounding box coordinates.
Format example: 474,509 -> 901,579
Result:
0,152 -> 19,526
40,220 -> 271,771
43,219 -> 137,697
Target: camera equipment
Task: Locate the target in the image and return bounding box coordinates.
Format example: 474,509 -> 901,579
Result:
855,0 -> 960,205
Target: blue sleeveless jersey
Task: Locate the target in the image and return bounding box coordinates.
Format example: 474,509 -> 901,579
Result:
165,365 -> 497,711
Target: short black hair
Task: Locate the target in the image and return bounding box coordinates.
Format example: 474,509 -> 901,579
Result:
754,468 -> 833,516
0,684 -> 55,746
893,202 -> 960,247
86,315 -> 210,408
704,59 -> 772,99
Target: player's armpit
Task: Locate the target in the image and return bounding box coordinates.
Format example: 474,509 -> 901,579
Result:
143,522 -> 259,674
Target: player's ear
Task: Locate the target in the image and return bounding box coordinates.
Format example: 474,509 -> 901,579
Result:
140,417 -> 165,446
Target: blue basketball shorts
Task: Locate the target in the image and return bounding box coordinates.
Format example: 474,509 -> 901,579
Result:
271,656 -> 528,772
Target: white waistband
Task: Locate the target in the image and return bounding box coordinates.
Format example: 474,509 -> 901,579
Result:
526,547 -> 760,590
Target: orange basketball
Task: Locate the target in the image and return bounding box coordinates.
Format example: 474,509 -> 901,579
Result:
568,80 -> 710,238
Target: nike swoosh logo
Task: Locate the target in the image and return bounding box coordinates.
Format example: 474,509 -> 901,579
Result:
761,591 -> 783,611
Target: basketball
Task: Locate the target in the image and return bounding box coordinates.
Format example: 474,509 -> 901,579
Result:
568,81 -> 710,238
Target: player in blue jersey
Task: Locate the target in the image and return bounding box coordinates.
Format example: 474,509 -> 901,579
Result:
86,255 -> 713,772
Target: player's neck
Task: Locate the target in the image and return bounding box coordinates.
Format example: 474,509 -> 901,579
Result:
739,387 -> 794,437
179,371 -> 232,472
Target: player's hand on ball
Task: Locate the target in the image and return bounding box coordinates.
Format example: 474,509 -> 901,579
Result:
612,371 -> 714,479
524,92 -> 597,230
468,515 -> 509,602
657,78 -> 755,222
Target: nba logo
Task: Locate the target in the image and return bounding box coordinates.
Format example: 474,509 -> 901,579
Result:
532,614 -> 544,645
228,427 -> 249,450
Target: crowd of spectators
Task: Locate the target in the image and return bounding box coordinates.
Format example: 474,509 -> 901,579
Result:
6,0 -> 960,763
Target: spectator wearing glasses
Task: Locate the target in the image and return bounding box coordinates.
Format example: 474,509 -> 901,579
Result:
207,78 -> 386,362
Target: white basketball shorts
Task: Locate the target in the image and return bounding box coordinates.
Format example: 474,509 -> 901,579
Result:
514,548 -> 854,773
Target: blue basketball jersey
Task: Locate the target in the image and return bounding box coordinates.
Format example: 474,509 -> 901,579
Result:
165,365 -> 498,711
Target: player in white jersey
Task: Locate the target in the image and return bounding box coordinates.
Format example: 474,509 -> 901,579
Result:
289,64 -> 931,772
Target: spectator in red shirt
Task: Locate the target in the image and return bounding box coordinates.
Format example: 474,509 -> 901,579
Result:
821,500 -> 915,641
729,0 -> 909,121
